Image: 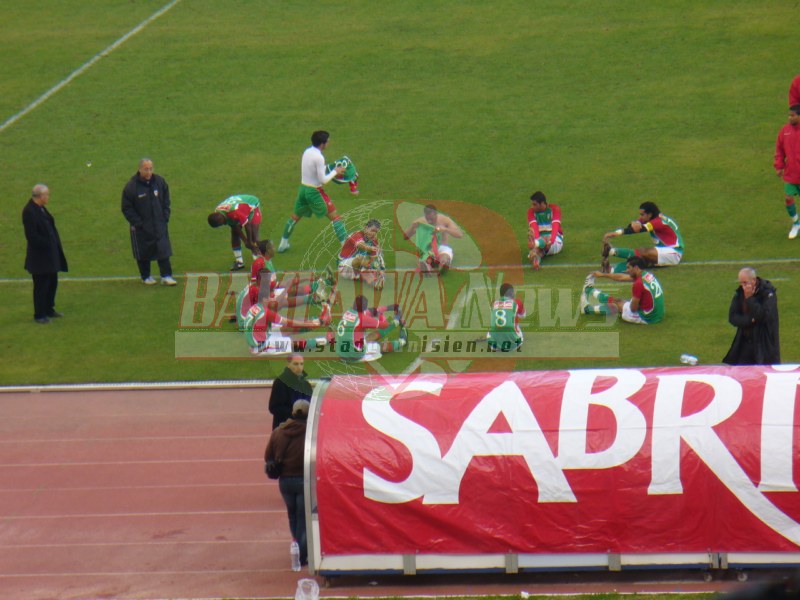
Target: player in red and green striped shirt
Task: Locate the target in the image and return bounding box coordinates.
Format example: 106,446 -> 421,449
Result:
581,256 -> 665,324
601,201 -> 683,274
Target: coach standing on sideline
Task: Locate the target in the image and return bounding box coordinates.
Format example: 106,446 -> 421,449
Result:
121,158 -> 176,286
23,184 -> 68,324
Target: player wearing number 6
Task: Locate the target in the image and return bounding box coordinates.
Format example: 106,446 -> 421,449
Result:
581,256 -> 664,324
487,283 -> 526,351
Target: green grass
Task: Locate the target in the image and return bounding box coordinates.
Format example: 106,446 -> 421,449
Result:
1,0 -> 798,385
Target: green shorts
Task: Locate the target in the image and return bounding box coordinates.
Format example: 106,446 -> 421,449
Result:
293,185 -> 333,218
784,182 -> 800,197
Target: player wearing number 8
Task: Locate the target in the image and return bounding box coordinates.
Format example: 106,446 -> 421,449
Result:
581,256 -> 664,324
487,283 -> 526,351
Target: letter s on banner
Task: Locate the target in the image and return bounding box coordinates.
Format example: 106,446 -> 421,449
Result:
362,380 -> 444,503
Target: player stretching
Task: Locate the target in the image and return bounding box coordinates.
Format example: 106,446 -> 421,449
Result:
601,201 -> 683,274
527,191 -> 563,270
338,219 -> 385,288
580,256 -> 664,325
774,105 -> 800,239
487,283 -> 526,351
278,130 -> 347,253
404,204 -> 463,274
207,194 -> 262,271
235,240 -> 333,329
334,296 -> 406,362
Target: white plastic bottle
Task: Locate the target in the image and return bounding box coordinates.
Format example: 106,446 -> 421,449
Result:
290,540 -> 301,571
680,353 -> 699,366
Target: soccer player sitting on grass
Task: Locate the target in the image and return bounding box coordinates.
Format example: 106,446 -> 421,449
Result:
526,191 -> 563,270
601,201 -> 683,274
207,194 -> 262,271
404,204 -> 463,274
486,283 -> 526,351
333,296 -> 407,362
338,219 -> 385,289
580,256 -> 665,325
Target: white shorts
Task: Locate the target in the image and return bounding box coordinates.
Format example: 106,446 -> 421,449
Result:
655,247 -> 682,266
438,245 -> 454,261
338,256 -> 358,279
621,301 -> 648,325
545,235 -> 563,256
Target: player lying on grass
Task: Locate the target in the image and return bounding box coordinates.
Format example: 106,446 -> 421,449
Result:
404,204 -> 463,274
526,191 -> 563,270
207,194 -> 262,271
486,283 -> 526,351
580,256 -> 665,324
242,300 -> 330,355
332,295 -> 407,362
234,240 -> 334,328
600,201 -> 683,274
338,219 -> 385,288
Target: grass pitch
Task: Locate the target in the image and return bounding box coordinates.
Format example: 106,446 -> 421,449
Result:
0,0 -> 798,385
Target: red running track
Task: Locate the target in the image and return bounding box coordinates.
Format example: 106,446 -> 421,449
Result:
0,386 -> 747,599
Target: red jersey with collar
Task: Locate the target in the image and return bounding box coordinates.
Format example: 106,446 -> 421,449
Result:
340,231 -> 379,259
631,275 -> 653,313
775,122 -> 800,184
527,204 -> 562,240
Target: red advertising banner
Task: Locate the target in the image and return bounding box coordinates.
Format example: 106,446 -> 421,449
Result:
314,366 -> 800,556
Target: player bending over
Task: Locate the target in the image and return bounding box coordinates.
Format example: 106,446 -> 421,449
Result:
601,201 -> 682,274
207,194 -> 262,271
580,256 -> 665,325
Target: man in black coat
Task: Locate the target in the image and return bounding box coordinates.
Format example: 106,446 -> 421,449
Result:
269,354 -> 313,430
121,158 -> 176,286
723,267 -> 780,365
22,184 -> 68,324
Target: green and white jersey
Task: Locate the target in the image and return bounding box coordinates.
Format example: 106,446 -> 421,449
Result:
335,308 -> 365,359
487,298 -> 525,348
634,271 -> 665,324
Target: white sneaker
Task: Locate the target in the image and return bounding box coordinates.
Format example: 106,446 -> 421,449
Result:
161,276 -> 177,286
789,222 -> 800,240
579,291 -> 590,314
277,238 -> 291,253
142,276 -> 157,285
584,274 -> 595,288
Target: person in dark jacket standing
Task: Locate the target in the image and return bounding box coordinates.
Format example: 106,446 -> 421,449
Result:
269,354 -> 313,430
723,267 -> 780,365
121,158 -> 176,285
265,399 -> 309,566
22,184 -> 68,324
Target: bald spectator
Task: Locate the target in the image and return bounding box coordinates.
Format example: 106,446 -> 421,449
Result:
723,267 -> 780,365
122,158 -> 176,285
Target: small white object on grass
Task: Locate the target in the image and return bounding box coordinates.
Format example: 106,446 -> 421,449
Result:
86,161 -> 92,167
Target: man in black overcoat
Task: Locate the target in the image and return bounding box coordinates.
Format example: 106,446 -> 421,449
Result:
22,184 -> 68,324
121,158 -> 175,285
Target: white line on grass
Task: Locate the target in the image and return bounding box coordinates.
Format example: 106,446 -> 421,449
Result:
0,0 -> 183,134
0,256 -> 797,285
